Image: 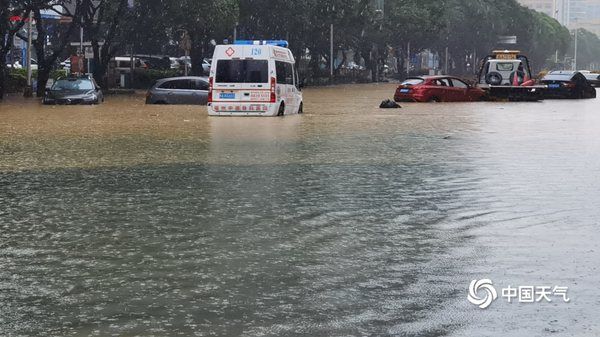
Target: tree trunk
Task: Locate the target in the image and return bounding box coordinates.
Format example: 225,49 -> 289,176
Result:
37,68 -> 52,96
33,9 -> 79,96
88,0 -> 128,87
189,32 -> 205,76
0,64 -> 6,100
309,50 -> 319,79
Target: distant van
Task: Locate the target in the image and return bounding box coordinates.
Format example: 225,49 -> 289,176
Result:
207,40 -> 303,116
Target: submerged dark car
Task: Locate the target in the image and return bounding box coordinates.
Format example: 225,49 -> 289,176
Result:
581,72 -> 600,87
541,71 -> 596,99
43,76 -> 104,105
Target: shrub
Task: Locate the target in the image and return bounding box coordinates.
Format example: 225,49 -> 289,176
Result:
132,69 -> 181,89
7,71 -> 27,93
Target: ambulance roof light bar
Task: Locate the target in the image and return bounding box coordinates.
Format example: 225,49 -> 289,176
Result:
234,40 -> 289,48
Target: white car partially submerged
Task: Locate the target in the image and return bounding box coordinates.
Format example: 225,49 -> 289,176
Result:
207,40 -> 303,117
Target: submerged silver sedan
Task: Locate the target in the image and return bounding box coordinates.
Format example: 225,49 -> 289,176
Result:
145,76 -> 209,105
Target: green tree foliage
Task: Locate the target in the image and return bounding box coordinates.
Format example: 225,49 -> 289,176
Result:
167,0 -> 239,75
526,11 -> 571,70
4,0 -> 600,98
0,0 -> 53,99
570,28 -> 600,69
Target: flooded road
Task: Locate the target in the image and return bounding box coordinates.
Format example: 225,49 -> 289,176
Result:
1,84 -> 599,336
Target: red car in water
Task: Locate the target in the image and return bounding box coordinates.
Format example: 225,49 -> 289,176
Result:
394,76 -> 486,102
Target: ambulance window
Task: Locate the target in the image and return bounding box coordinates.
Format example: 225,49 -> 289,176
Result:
276,61 -> 287,84
276,61 -> 294,85
215,60 -> 268,83
285,63 -> 294,85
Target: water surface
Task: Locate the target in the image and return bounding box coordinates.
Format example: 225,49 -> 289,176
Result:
1,85 -> 599,336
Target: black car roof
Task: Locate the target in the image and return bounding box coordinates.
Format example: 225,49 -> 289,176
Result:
542,71 -> 587,81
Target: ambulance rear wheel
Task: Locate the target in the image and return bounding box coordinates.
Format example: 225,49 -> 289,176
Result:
277,103 -> 285,116
297,102 -> 303,114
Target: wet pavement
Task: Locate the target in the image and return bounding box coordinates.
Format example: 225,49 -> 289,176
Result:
1,84 -> 599,336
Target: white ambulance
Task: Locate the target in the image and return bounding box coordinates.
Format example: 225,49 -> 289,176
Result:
207,40 -> 303,117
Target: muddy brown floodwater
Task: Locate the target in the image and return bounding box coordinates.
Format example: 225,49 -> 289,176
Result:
1,84 -> 599,336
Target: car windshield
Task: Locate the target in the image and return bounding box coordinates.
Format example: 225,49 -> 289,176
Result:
52,79 -> 94,91
215,60 -> 269,83
401,78 -> 424,86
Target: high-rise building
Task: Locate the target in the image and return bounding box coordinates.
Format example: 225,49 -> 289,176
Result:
518,0 -> 600,35
518,0 -> 569,25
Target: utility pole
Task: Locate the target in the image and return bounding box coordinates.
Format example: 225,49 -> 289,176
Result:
24,11 -> 33,97
573,28 -> 578,71
181,31 -> 191,76
406,41 -> 410,77
80,22 -> 84,67
444,47 -> 449,74
330,24 -> 334,82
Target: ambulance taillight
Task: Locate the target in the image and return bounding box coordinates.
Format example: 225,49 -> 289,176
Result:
270,77 -> 277,103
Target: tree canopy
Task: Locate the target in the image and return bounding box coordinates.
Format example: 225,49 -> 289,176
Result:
2,0 -> 600,98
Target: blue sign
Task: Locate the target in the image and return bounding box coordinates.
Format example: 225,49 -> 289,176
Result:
219,93 -> 235,99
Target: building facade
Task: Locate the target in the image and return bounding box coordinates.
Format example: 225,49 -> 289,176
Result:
518,0 -> 600,35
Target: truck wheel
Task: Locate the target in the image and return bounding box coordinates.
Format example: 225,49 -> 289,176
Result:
485,72 -> 503,86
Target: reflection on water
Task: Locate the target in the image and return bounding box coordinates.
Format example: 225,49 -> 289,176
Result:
1,85 -> 599,336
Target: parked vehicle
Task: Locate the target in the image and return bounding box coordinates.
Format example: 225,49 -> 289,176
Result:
11,58 -> 38,70
208,40 -> 303,116
60,58 -> 71,71
540,71 -> 597,99
202,58 -> 212,74
394,76 -> 486,102
43,75 -> 103,105
134,55 -> 171,70
145,76 -> 209,105
476,50 -> 544,101
169,57 -> 181,70
178,56 -> 192,71
580,71 -> 600,87
113,57 -> 148,73
175,57 -> 210,74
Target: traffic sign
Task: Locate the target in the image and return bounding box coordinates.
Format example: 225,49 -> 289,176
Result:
85,46 -> 94,58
